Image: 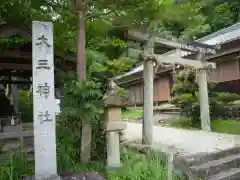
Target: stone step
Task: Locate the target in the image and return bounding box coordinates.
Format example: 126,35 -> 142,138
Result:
180,147 -> 240,167
190,154 -> 240,177
207,168 -> 240,180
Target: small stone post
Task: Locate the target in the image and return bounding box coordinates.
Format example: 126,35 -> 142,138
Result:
104,80 -> 127,170
10,76 -> 19,114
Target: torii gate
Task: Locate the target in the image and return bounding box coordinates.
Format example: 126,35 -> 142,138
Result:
127,30 -> 220,145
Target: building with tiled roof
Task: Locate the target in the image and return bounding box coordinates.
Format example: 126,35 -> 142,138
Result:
116,23 -> 240,105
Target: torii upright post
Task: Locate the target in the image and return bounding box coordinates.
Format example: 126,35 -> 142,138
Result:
197,51 -> 211,131
143,38 -> 154,145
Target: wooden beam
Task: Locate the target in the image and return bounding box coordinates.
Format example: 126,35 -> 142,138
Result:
0,80 -> 31,84
208,46 -> 240,61
0,51 -> 76,64
0,131 -> 33,140
0,63 -> 32,70
116,68 -> 172,86
0,71 -> 32,77
0,25 -> 31,41
127,30 -> 218,54
0,51 -> 31,59
127,43 -> 240,62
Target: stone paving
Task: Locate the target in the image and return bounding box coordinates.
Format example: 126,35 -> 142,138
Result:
123,122 -> 240,156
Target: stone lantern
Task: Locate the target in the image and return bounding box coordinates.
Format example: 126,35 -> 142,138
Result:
104,80 -> 128,170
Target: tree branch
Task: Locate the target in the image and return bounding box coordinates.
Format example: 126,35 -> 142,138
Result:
86,9 -> 115,20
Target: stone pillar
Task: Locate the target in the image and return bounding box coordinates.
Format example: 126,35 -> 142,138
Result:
11,84 -> 19,113
142,37 -> 154,145
197,52 -> 211,131
104,81 -> 127,170
143,59 -> 154,144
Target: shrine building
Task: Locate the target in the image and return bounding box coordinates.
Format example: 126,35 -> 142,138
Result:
115,23 -> 240,106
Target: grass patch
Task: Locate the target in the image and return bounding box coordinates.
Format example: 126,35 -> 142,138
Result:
121,108 -> 143,119
165,116 -> 240,134
0,147 -> 183,180
0,152 -> 34,180
212,120 -> 240,134
162,116 -> 199,129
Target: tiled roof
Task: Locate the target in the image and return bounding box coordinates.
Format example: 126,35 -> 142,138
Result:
116,23 -> 240,80
197,23 -> 240,44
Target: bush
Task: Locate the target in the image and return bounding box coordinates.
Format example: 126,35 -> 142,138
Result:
215,92 -> 240,104
0,147 -> 183,180
57,72 -> 106,161
171,70 -> 240,126
18,90 -> 33,123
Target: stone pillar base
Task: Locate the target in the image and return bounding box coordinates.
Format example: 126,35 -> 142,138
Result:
106,164 -> 123,172
22,174 -> 60,180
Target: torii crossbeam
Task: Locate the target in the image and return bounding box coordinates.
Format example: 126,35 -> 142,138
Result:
128,48 -> 216,69
127,30 -> 220,54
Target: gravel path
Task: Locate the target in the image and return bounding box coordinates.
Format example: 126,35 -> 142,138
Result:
123,122 -> 240,156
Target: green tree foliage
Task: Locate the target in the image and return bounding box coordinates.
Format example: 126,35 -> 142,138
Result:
185,0 -> 240,39
0,0 -> 206,50
1,0 -> 240,42
18,90 -> 33,123
57,49 -> 133,161
171,70 -> 240,126
0,0 -> 54,25
0,36 -> 26,50
57,50 -> 103,161
2,0 -> 240,165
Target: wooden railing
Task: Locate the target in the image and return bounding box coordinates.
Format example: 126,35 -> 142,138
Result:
181,107 -> 240,119
0,117 -> 34,162
153,106 -> 240,120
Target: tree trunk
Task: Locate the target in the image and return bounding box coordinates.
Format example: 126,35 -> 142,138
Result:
76,6 -> 92,163
77,11 -> 85,80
